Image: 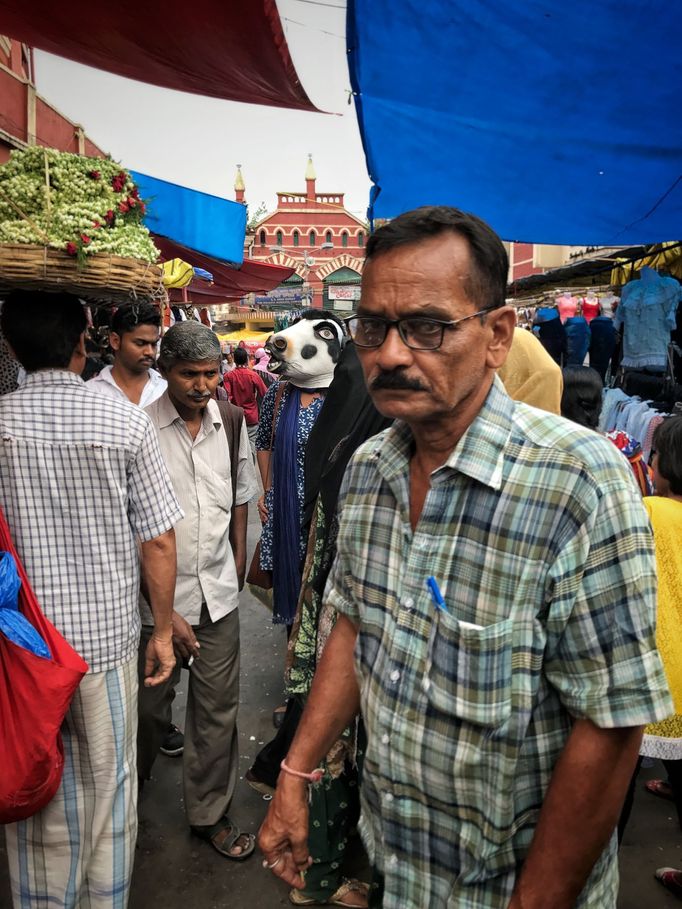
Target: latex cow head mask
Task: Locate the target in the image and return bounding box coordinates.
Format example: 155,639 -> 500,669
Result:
265,310 -> 346,389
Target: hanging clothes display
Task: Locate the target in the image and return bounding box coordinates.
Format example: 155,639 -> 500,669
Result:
564,315 -> 590,366
614,267 -> 681,370
589,316 -> 617,381
581,292 -> 601,324
556,293 -> 578,323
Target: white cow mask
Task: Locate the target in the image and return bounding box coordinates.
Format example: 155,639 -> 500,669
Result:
265,311 -> 346,389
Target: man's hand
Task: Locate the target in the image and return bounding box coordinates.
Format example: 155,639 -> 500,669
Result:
171,611 -> 200,662
258,776 -> 313,889
143,634 -> 176,687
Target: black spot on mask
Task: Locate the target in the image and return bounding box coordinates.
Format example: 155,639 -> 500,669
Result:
301,344 -> 318,360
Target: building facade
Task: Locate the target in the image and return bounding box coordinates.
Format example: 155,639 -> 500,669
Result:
241,157 -> 366,314
0,37 -> 103,162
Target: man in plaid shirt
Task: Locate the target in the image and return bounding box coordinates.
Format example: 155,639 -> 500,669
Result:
259,208 -> 672,908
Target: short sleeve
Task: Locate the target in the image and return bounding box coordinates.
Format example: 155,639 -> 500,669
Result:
127,415 -> 184,541
235,420 -> 258,506
323,474 -> 360,625
256,382 -> 280,450
543,473 -> 672,728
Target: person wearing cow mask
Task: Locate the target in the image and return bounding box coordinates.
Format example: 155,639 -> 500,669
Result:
254,310 -> 347,631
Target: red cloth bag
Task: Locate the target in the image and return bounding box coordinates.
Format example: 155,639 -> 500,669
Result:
0,506 -> 88,823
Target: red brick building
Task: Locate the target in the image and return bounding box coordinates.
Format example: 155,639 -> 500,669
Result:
0,37 -> 103,162
241,157 -> 366,313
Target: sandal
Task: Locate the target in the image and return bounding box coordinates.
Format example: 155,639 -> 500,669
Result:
645,779 -> 674,802
289,878 -> 370,907
655,867 -> 682,899
191,815 -> 255,861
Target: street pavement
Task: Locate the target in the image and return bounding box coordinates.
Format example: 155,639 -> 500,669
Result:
1,505 -> 681,906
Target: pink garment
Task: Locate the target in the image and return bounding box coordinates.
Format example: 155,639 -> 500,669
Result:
556,294 -> 578,323
581,296 -> 601,323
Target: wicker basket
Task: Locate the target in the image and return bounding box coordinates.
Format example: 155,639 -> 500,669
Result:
0,245 -> 164,305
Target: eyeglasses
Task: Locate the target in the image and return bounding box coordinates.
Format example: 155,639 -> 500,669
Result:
344,308 -> 495,351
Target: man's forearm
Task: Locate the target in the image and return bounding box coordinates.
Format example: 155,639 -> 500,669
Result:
285,613 -> 361,772
229,503 -> 248,586
139,529 -> 177,638
509,719 -> 643,909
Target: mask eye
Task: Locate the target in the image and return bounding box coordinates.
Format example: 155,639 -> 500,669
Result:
317,328 -> 335,340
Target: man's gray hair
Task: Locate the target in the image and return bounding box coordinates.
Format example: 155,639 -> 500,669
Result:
158,320 -> 221,369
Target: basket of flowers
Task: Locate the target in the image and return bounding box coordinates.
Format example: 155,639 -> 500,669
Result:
0,148 -> 163,304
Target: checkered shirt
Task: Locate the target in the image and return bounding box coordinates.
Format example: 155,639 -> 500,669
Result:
325,375 -> 672,909
0,370 -> 183,672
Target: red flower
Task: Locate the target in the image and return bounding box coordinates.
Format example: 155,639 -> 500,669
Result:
138,201 -> 147,215
80,234 -> 91,245
111,172 -> 127,193
88,170 -> 101,180
118,200 -> 130,213
130,187 -> 140,200
65,242 -> 78,256
92,220 -> 102,229
105,209 -> 115,223
127,196 -> 137,208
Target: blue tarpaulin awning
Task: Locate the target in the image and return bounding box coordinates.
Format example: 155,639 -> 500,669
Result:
133,171 -> 247,265
348,0 -> 682,245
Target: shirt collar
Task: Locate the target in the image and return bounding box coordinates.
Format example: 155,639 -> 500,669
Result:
24,369 -> 84,388
98,364 -> 162,389
155,390 -> 222,431
376,375 -> 514,492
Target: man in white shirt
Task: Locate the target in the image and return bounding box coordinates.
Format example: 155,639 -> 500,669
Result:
88,302 -> 167,406
137,320 -> 259,860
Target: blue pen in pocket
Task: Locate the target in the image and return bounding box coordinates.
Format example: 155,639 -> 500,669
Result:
426,576 -> 448,613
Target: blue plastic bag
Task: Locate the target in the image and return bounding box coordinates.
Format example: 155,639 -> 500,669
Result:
0,551 -> 51,659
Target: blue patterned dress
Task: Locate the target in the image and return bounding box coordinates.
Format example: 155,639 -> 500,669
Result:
255,381 -> 325,572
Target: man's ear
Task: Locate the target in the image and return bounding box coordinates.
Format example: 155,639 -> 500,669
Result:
109,330 -> 121,352
485,306 -> 516,371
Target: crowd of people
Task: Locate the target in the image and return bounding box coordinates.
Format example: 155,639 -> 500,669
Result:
0,204 -> 680,909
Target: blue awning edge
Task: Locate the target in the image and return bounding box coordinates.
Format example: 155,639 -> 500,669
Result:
347,0 -> 682,246
132,171 -> 246,264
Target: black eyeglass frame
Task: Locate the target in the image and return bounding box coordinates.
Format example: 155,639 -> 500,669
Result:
344,307 -> 497,351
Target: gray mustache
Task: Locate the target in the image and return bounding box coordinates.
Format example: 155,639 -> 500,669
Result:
371,371 -> 425,392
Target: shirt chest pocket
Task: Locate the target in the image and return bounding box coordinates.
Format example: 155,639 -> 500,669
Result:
424,613 -> 513,727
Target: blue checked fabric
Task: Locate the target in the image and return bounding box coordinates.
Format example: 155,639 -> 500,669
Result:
0,370 -> 183,672
325,376 -> 672,908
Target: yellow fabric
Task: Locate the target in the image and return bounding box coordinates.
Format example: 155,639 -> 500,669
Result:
610,242 -> 682,286
216,328 -> 272,343
644,496 -> 682,731
497,328 -> 563,415
161,258 -> 195,289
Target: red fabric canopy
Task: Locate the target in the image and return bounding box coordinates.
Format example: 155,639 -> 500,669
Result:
154,235 -> 294,304
0,0 -> 316,111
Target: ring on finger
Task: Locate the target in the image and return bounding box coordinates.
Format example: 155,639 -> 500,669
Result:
262,855 -> 283,871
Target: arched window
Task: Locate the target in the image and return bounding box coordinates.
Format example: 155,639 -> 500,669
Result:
358,231 -> 365,248
276,230 -> 283,247
309,230 -> 316,247
341,231 -> 349,248
293,230 -> 300,247
325,230 -> 333,245
259,230 -> 266,247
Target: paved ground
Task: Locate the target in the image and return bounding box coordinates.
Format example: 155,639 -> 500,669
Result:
1,507 -> 681,907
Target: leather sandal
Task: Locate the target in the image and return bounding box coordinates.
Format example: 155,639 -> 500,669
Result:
191,815 -> 255,861
645,779 -> 674,802
289,878 -> 370,906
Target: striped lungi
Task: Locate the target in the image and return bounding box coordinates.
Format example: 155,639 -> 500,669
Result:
5,657 -> 138,909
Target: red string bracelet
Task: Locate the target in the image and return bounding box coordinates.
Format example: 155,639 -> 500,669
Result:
280,759 -> 324,784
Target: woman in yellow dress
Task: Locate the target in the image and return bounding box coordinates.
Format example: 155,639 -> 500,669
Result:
617,416 -> 682,897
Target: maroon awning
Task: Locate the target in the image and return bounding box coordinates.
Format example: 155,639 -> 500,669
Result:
0,0 -> 316,112
154,235 -> 294,304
